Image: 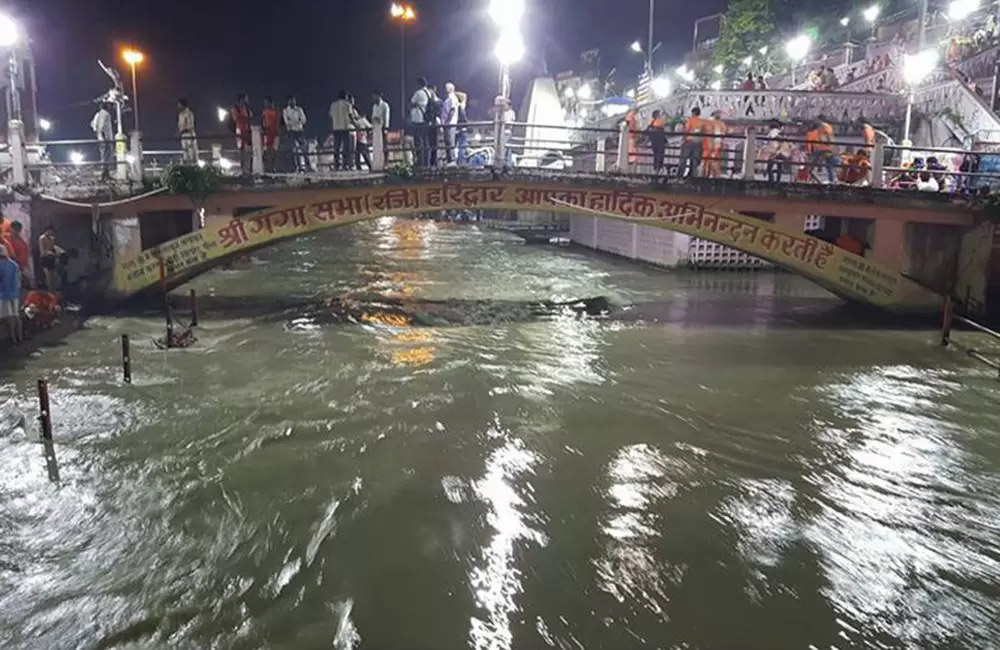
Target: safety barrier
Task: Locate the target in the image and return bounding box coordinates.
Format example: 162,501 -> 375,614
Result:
941,296 -> 1000,379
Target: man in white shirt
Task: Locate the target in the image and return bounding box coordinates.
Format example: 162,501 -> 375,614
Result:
90,103 -> 113,179
409,77 -> 435,167
371,90 -> 391,130
283,95 -> 308,172
441,82 -> 460,166
176,98 -> 197,164
329,90 -> 356,171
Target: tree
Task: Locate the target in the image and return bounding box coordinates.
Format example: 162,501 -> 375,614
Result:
713,0 -> 776,79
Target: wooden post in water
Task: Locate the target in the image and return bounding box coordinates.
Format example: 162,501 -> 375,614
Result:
940,295 -> 954,347
121,334 -> 132,383
37,379 -> 53,441
159,257 -> 172,349
189,289 -> 199,327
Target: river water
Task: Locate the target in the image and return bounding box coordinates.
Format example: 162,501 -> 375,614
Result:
2,218 -> 1000,650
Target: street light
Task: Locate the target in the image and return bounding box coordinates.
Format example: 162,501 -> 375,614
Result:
863,5 -> 880,24
217,106 -> 228,123
786,34 -> 811,85
0,14 -> 17,47
948,0 -> 980,21
651,76 -> 670,97
742,55 -> 753,66
577,83 -> 592,100
69,151 -> 85,165
490,0 -> 525,99
39,118 -> 51,131
122,48 -> 144,133
630,40 -> 643,53
840,16 -> 850,26
564,86 -> 575,99
390,3 -> 416,127
902,48 -> 939,143
713,63 -> 724,74
759,45 -> 768,55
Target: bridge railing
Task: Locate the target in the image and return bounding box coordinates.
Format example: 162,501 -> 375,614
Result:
8,114 -> 1000,196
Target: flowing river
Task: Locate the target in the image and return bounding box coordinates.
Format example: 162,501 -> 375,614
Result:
2,218 -> 999,650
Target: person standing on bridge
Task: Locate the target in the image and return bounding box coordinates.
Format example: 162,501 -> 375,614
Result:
647,110 -> 666,173
229,94 -> 254,175
177,98 -> 197,164
409,77 -> 434,168
283,96 -> 308,173
679,107 -> 704,178
702,110 -> 726,178
329,90 -> 356,171
261,97 -> 281,173
371,89 -> 391,162
441,82 -> 460,167
89,102 -> 113,180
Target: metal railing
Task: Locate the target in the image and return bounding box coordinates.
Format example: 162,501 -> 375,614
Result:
8,115 -> 1000,197
940,296 -> 1000,379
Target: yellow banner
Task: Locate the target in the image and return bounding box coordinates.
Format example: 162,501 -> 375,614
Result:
113,181 -> 940,311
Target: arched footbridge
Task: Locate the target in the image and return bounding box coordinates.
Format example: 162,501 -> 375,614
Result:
113,178 -> 941,312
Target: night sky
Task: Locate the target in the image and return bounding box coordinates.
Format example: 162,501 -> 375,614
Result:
9,0 -> 726,140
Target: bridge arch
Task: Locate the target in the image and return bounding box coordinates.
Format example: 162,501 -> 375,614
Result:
113,178 -> 939,311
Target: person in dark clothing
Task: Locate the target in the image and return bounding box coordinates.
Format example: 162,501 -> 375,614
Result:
648,110 -> 667,173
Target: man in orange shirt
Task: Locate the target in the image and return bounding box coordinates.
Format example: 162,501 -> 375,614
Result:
807,118 -> 837,183
679,107 -> 704,178
624,106 -> 639,167
702,110 -> 726,177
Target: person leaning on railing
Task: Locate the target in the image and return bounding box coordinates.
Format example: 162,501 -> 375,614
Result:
678,107 -> 704,178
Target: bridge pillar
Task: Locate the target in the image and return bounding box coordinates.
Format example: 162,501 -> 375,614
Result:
616,121 -> 630,173
8,120 -> 25,186
372,125 -> 386,171
130,131 -> 143,182
871,220 -> 909,270
251,126 -> 264,175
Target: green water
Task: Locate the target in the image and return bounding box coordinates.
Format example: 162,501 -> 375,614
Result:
2,218 -> 999,650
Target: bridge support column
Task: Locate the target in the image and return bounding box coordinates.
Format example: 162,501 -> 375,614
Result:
251,126 -> 264,175
130,131 -> 143,182
372,125 -> 385,171
742,129 -> 757,181
8,119 -> 25,185
871,220 -> 909,271
616,121 -> 630,173
595,137 -> 605,173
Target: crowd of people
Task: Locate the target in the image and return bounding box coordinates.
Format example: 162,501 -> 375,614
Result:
120,75 -> 512,175
0,218 -> 67,348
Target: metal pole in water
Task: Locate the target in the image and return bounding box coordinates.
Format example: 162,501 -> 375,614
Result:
37,379 -> 53,441
940,295 -> 953,347
190,289 -> 199,327
121,334 -> 132,383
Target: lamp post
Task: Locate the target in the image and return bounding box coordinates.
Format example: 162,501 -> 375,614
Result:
489,0 -> 525,99
902,48 -> 939,145
390,3 -> 416,123
863,5 -> 880,41
0,14 -> 21,122
122,49 -> 144,133
785,34 -> 811,86
646,0 -> 655,75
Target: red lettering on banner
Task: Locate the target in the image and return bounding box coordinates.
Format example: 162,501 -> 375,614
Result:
333,195 -> 371,217
425,186 -> 447,208
372,188 -> 418,212
218,219 -> 249,249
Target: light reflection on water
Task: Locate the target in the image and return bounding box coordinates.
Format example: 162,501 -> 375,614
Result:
1,219 -> 999,649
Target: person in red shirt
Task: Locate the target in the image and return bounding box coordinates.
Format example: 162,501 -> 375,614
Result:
22,290 -> 61,334
2,220 -> 31,287
261,96 -> 281,172
742,72 -> 756,90
229,93 -> 253,174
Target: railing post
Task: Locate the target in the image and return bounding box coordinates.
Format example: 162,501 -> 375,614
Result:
129,130 -> 143,182
616,121 -> 630,173
189,289 -> 199,327
941,294 -> 953,346
211,143 -> 222,169
115,133 -> 129,180
121,334 -> 132,384
871,141 -> 885,188
595,136 -> 606,173
9,119 -> 26,185
371,125 -> 386,171
494,105 -> 507,168
742,129 -> 757,181
251,126 -> 264,175
37,379 -> 53,441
